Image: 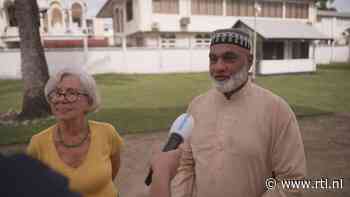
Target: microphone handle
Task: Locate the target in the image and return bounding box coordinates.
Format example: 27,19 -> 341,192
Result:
144,133 -> 184,186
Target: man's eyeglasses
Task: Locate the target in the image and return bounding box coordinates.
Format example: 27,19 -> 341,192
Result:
48,88 -> 88,103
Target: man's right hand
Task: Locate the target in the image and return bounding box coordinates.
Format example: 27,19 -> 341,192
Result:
151,147 -> 182,181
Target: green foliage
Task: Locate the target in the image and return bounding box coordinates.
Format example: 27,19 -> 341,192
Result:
316,0 -> 335,10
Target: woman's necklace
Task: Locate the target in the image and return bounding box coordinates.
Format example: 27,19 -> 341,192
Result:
57,125 -> 90,148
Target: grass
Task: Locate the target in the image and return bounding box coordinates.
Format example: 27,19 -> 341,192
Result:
0,63 -> 349,145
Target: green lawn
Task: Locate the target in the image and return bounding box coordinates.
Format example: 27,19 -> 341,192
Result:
0,63 -> 349,145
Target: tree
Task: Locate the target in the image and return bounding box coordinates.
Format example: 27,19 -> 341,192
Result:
15,0 -> 50,120
316,0 -> 336,10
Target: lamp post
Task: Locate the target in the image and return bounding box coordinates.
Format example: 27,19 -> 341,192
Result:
253,1 -> 261,81
82,2 -> 88,64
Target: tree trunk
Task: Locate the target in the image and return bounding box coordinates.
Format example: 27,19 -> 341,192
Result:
15,0 -> 50,120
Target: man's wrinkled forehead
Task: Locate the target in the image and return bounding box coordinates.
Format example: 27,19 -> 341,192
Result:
210,28 -> 252,51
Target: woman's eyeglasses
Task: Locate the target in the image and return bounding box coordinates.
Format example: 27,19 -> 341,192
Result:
48,88 -> 88,103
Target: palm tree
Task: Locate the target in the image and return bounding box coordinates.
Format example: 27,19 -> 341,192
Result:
15,0 -> 50,120
316,0 -> 335,10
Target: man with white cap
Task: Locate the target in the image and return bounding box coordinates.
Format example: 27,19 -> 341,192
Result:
172,28 -> 306,197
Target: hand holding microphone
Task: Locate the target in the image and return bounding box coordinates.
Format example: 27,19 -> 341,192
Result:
145,113 -> 194,186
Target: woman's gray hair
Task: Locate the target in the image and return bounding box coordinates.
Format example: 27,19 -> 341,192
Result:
44,67 -> 101,113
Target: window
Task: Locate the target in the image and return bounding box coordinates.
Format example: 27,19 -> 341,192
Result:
260,1 -> 283,18
286,2 -> 309,19
263,41 -> 284,60
86,19 -> 94,35
191,0 -> 223,15
161,33 -> 176,48
153,0 -> 179,14
72,3 -> 83,27
194,33 -> 211,47
226,0 -> 254,16
292,42 -> 309,59
126,0 -> 133,22
104,23 -> 111,32
6,4 -> 17,27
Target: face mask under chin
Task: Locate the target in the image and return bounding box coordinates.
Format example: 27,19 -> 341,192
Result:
211,65 -> 249,93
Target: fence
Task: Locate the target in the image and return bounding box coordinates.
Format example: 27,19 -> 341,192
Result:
315,45 -> 350,64
0,45 -> 348,79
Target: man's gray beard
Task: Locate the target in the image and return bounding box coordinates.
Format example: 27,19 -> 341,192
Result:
211,65 -> 249,93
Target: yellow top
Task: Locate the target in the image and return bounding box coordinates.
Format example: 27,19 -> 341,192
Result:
27,120 -> 123,197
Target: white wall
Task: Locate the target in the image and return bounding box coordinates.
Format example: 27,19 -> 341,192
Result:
138,0 -> 152,32
123,0 -> 141,35
0,0 -> 8,47
92,18 -> 106,36
0,50 -> 21,77
0,12 -> 5,47
315,16 -> 350,45
0,46 -> 348,79
134,0 -> 315,33
259,59 -> 316,75
0,48 -> 210,79
315,45 -> 349,64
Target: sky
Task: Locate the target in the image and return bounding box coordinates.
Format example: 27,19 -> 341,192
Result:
85,0 -> 350,17
331,0 -> 350,12
86,0 -> 107,17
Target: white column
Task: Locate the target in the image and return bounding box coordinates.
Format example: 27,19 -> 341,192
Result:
68,9 -> 73,32
40,13 -> 44,32
61,8 -> 66,33
252,2 -> 261,79
39,12 -> 45,44
82,5 -> 87,30
330,17 -> 336,62
222,0 -> 226,16
158,34 -> 162,70
189,35 -> 192,72
47,9 -> 52,34
284,40 -> 289,59
122,34 -> 128,72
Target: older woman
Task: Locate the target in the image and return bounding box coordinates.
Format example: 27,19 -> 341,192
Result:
27,67 -> 123,197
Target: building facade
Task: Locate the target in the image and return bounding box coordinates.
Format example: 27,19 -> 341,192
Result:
315,10 -> 350,46
98,0 -> 331,74
98,0 -> 323,48
0,0 -> 112,48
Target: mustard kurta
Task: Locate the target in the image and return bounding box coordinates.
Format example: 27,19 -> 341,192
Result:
27,121 -> 123,197
173,80 -> 306,197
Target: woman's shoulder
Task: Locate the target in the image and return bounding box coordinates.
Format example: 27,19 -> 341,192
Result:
89,120 -> 115,128
89,120 -> 117,134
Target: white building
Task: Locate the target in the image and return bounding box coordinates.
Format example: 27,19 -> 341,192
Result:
0,0 -> 113,48
97,0 -> 331,74
315,10 -> 350,46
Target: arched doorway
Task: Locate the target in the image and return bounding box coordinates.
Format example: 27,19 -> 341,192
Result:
51,7 -> 63,29
71,2 -> 83,28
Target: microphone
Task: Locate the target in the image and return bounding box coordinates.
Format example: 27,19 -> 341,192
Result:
144,113 -> 194,186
